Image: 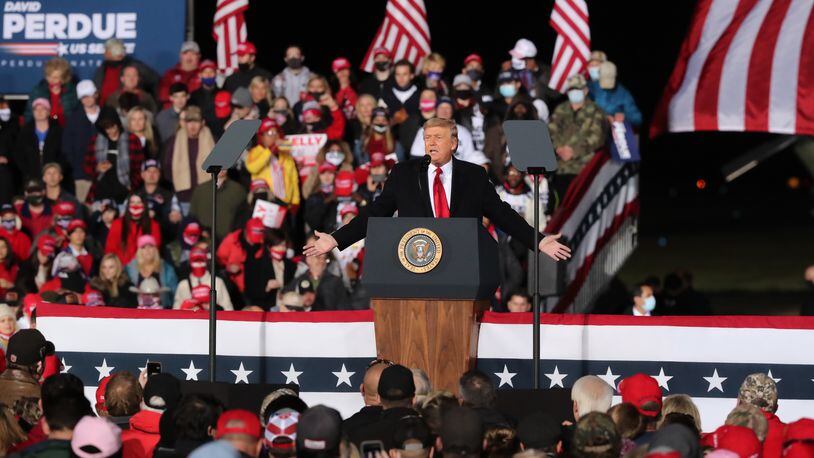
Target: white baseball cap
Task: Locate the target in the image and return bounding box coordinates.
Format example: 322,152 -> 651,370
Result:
509,38 -> 538,59
76,80 -> 97,99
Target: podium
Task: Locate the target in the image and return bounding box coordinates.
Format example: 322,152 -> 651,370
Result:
363,217 -> 498,393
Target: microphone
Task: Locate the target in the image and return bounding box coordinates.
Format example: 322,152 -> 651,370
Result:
421,154 -> 431,169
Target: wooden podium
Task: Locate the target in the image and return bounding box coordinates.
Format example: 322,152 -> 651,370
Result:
363,218 -> 499,393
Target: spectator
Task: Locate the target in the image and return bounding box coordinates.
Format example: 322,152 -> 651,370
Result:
122,373 -> 181,458
223,87 -> 255,133
42,169 -> 78,222
626,282 -> 656,316
658,394 -> 702,433
419,52 -> 449,96
737,372 -> 784,458
483,427 -> 518,458
724,403 -> 767,442
39,251 -> 86,294
350,364 -> 418,448
508,39 -> 545,98
571,375 -> 613,421
272,45 -> 312,105
154,393 -> 224,458
381,60 -> 420,118
94,38 -> 159,106
295,406 -> 342,458
173,246 -> 233,311
411,368 -> 432,405
452,74 -> 489,151
259,395 -> 306,457
189,60 -> 219,116
0,204 -> 31,261
618,373 -> 662,445
130,277 -> 170,310
105,194 -> 162,264
61,80 -> 101,202
19,181 -> 53,236
224,41 -> 274,93
304,165 -> 344,233
588,61 -> 642,128
356,152 -> 391,205
103,371 -> 143,428
390,415 -> 434,458
438,406 -> 483,458
246,119 -> 300,207
0,329 -> 54,429
158,41 -> 202,108
288,233 -> 348,311
303,140 -> 354,198
416,391 -> 458,437
17,234 -> 56,294
19,395 -> 93,456
496,164 -> 548,230
358,47 -> 393,100
253,229 -> 295,311
331,57 -> 357,120
343,360 -> 391,438
586,51 -> 607,83
293,76 -> 346,141
206,90 -> 232,139
105,65 -> 159,114
458,369 -> 509,428
462,54 -> 487,93
606,403 -> 643,455
24,57 -> 78,126
0,303 -> 16,352
90,253 -> 138,308
269,96 -> 297,135
0,95 -> 19,204
85,106 -> 146,203
189,169 -> 247,241
156,83 -> 190,142
569,412 -> 621,458
505,291 -> 531,312
491,71 -> 525,121
125,234 -> 178,307
15,98 -> 63,183
516,411 -> 561,454
249,76 -> 274,118
63,219 -> 96,276
70,416 -> 123,458
702,424 -> 761,458
137,160 -> 180,242
347,94 -> 376,159
216,218 -> 265,298
210,409 -> 262,456
409,97 -> 477,164
360,107 -> 400,164
397,88 -> 436,156
128,107 -> 160,158
162,105 -> 216,206
548,74 -> 607,198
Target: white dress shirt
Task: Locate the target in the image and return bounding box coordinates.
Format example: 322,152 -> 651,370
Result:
428,160 -> 453,217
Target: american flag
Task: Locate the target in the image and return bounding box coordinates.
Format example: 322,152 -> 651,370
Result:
548,0 -> 591,93
212,0 -> 249,71
651,0 -> 814,137
544,151 -> 639,313
360,0 -> 431,73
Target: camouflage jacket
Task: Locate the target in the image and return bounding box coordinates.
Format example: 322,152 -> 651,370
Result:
548,99 -> 608,175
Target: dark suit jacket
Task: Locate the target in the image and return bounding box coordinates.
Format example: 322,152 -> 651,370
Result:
332,157 -> 543,251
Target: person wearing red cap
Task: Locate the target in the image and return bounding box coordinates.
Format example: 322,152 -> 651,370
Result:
205,90 -> 232,139
0,239 -> 18,299
703,424 -> 761,458
158,41 -> 202,109
105,194 -> 162,264
302,141 -> 355,198
18,179 -> 54,238
357,152 -> 392,205
304,163 -> 346,234
173,247 -> 233,310
619,373 -> 663,445
104,65 -> 159,114
64,219 -> 95,276
214,409 -> 263,456
293,75 -> 346,141
0,204 -> 32,262
358,47 -> 393,100
331,57 -> 358,120
16,234 -> 57,293
224,41 -> 274,93
271,44 -> 311,107
216,218 -> 267,300
15,95 -> 63,183
246,118 -> 301,207
189,59 -> 221,131
462,54 -> 486,93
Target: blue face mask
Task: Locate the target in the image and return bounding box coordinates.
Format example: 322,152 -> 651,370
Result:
427,71 -> 442,81
201,76 -> 216,87
588,66 -> 600,81
567,89 -> 585,104
499,84 -> 517,98
642,296 -> 656,312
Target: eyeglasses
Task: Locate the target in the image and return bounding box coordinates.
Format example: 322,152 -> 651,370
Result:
367,358 -> 395,369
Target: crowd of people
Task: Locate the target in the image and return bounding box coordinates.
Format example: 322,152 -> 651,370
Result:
0,328 -> 811,457
0,36 -> 643,314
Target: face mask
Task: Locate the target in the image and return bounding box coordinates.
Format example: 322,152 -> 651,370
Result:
499,84 -> 517,98
190,260 -> 207,278
456,90 -> 473,100
128,204 -> 145,219
138,294 -> 160,309
588,66 -> 601,81
374,61 -> 390,72
372,124 -> 388,134
26,194 -> 44,206
0,108 -> 10,122
56,217 -> 71,229
466,69 -> 482,82
273,113 -> 287,125
1,219 -> 15,231
286,57 -> 303,69
238,62 -> 250,72
270,247 -> 286,261
427,71 -> 442,81
320,183 -> 334,194
309,91 -> 324,101
419,99 -> 436,113
643,296 -> 656,312
325,151 -> 345,166
201,76 -> 216,87
567,89 -> 585,104
253,192 -> 269,203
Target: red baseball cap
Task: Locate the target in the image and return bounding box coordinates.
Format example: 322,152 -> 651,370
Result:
53,201 -> 76,217
373,47 -> 390,59
67,219 -> 87,234
332,57 -> 351,73
318,162 -> 337,174
258,117 -> 280,136
37,234 -> 57,256
199,59 -> 217,71
464,53 -> 483,66
245,218 -> 265,244
619,373 -> 663,417
334,171 -> 355,197
705,425 -> 761,458
236,41 -> 257,56
190,247 -> 207,263
96,375 -> 113,406
214,90 -> 231,118
215,409 -> 262,439
340,204 -> 358,218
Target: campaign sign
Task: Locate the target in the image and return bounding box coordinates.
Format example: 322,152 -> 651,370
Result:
0,0 -> 185,93
608,120 -> 641,163
285,133 -> 328,182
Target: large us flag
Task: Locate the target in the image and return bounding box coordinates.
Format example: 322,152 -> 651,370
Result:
548,0 -> 591,93
360,0 -> 431,73
212,0 -> 249,71
651,0 -> 814,137
476,312 -> 814,431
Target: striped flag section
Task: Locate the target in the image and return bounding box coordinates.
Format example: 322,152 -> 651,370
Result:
651,0 -> 814,137
476,311 -> 814,431
212,0 -> 249,71
360,0 -> 431,73
544,151 -> 639,313
0,43 -> 59,56
548,0 -> 591,93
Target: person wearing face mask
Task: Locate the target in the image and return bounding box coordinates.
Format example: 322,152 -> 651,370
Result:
304,163 -> 339,233
303,140 -> 354,198
420,52 -> 450,96
451,74 -> 492,154
269,96 -> 298,136
462,54 -> 488,94
246,118 -> 301,207
397,88 -> 437,155
105,193 -> 162,264
272,45 -> 312,106
51,200 -> 78,248
216,217 -> 267,300
223,41 -> 273,93
331,57 -> 358,120
361,107 -> 402,163
23,57 -> 78,126
548,74 -> 607,201
189,60 -> 220,128
627,283 -> 657,317
39,251 -> 88,294
18,179 -> 54,238
84,106 -> 146,204
586,50 -> 607,84
158,41 -> 203,109
0,204 -> 32,261
15,97 -> 64,183
587,61 -> 643,128
506,39 -> 544,99
359,47 -> 394,100
491,71 -> 527,121
293,74 -> 346,140
356,152 -> 392,206
382,60 -> 421,119
173,246 -> 233,311
0,95 -> 19,205
242,227 -> 294,310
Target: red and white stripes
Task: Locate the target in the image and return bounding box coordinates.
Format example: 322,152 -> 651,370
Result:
212,0 -> 249,72
360,0 -> 431,73
652,0 -> 814,137
548,0 -> 591,93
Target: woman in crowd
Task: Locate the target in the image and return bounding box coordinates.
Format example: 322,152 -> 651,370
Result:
84,106 -> 146,203
127,106 -> 160,159
17,234 -> 57,294
245,118 -> 300,208
293,74 -> 346,140
63,219 -> 96,276
249,76 -> 274,118
330,57 -> 358,120
14,98 -> 63,182
24,57 -> 78,126
0,237 -> 18,298
302,140 -> 354,198
0,303 -> 16,352
105,193 -> 162,264
125,234 -> 177,307
90,253 -> 137,308
361,107 -> 400,163
347,94 -> 376,162
269,96 -> 298,135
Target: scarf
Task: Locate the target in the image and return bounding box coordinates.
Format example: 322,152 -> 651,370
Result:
392,85 -> 417,104
94,132 -> 131,188
172,126 -> 215,192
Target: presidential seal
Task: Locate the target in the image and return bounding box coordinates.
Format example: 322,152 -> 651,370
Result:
397,228 -> 443,273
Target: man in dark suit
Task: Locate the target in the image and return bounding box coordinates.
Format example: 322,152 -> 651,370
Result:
304,117 -> 570,261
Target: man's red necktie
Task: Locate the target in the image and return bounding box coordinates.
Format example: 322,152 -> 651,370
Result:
433,168 -> 450,218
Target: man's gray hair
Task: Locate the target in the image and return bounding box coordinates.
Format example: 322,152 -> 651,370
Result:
412,368 -> 432,397
424,117 -> 458,142
105,39 -> 126,58
571,375 -> 614,418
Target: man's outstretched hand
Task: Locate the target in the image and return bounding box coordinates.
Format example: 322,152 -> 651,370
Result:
303,231 -> 338,257
538,233 -> 571,261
